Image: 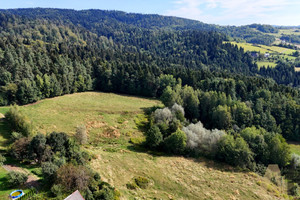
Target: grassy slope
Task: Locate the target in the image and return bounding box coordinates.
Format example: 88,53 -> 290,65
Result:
0,92 -> 290,199
90,148 -> 288,200
5,92 -> 160,135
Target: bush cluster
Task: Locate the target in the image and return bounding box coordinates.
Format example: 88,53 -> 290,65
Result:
146,105 -> 291,170
6,171 -> 28,187
5,105 -> 33,137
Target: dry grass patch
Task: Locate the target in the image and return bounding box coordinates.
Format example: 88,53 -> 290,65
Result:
90,148 -> 288,200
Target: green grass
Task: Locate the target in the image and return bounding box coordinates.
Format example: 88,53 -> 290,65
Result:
269,29 -> 300,37
289,143 -> 300,156
257,61 -> 277,69
229,42 -> 270,54
10,92 -> 161,135
228,41 -> 297,55
0,92 -> 289,199
0,167 -> 31,200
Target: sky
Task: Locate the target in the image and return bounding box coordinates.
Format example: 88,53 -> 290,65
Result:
0,0 -> 299,26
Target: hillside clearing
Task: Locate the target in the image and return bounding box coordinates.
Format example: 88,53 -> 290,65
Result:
257,61 -> 277,69
0,92 -> 161,135
228,41 -> 297,55
0,92 -> 291,199
90,148 -> 287,200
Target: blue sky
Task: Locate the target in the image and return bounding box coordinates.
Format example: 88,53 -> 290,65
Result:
0,0 -> 299,26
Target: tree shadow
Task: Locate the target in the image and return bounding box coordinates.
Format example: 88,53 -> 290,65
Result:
0,119 -> 11,149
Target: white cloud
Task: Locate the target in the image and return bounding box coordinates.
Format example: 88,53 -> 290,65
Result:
165,0 -> 300,25
166,0 -> 203,21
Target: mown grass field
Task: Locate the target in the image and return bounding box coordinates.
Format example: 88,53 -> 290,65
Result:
226,41 -> 298,69
0,92 -> 292,199
269,29 -> 300,37
0,92 -> 161,135
256,61 -> 277,69
228,41 -> 297,55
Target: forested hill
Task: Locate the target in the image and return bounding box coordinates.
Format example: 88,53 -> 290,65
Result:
0,8 -> 299,141
0,8 -> 276,45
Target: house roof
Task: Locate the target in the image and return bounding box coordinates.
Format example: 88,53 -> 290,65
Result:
64,190 -> 85,200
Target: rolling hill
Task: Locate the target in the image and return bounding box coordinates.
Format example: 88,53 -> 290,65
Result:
0,92 -> 290,199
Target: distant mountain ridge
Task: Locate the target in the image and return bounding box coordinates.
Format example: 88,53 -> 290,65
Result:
0,8 -> 276,45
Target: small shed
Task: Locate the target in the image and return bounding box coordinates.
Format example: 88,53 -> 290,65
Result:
250,52 -> 259,58
264,53 -> 270,58
265,164 -> 281,176
64,190 -> 85,200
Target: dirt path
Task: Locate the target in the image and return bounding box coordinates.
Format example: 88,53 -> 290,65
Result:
2,164 -> 40,188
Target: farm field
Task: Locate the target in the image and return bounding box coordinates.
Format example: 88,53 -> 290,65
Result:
0,92 -> 291,199
256,61 -> 277,69
227,41 -> 299,68
269,29 -> 300,38
228,41 -> 297,55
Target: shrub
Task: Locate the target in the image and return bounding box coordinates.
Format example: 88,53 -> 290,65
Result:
290,183 -> 300,196
126,182 -> 138,190
84,188 -> 94,200
267,134 -> 291,167
146,125 -> 163,148
11,132 -> 23,141
134,176 -> 150,189
31,168 -> 43,177
129,137 -> 145,145
51,184 -> 64,197
240,127 -> 269,164
75,125 -> 88,145
171,103 -> 185,122
254,164 -> 267,176
157,122 -> 169,137
41,162 -> 59,181
0,154 -> 6,166
53,154 -> 66,167
29,133 -> 47,163
217,135 -> 254,168
168,119 -> 182,134
47,132 -> 68,155
5,105 -> 33,136
56,164 -> 91,192
10,137 -> 30,161
95,188 -> 115,200
163,129 -> 187,154
291,153 -> 300,169
183,121 -> 225,156
154,107 -> 173,124
6,171 -> 28,187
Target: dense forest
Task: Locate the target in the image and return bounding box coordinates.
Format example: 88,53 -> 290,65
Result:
0,8 -> 276,45
0,8 -> 300,199
0,8 -> 299,144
